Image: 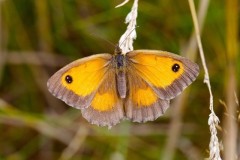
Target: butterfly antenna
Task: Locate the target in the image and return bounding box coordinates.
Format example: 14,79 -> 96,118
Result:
89,33 -> 116,47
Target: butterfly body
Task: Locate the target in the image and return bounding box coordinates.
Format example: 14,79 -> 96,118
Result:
115,54 -> 125,69
47,49 -> 199,127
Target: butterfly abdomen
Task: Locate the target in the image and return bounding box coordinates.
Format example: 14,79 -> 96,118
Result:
116,71 -> 127,98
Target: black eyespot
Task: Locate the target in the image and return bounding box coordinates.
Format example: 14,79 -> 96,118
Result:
172,64 -> 180,72
65,75 -> 73,83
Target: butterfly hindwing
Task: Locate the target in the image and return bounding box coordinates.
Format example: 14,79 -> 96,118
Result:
47,54 -> 112,109
127,50 -> 199,100
81,69 -> 125,127
125,69 -> 170,123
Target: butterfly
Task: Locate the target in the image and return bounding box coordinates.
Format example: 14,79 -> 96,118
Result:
47,46 -> 199,127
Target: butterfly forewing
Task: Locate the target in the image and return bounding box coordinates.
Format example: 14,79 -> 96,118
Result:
47,54 -> 112,109
126,50 -> 199,100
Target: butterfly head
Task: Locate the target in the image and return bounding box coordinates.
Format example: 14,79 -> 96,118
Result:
114,44 -> 122,55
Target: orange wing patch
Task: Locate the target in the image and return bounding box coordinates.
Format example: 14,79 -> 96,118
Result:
61,57 -> 109,97
89,69 -> 119,111
132,83 -> 157,107
91,89 -> 118,111
127,70 -> 158,107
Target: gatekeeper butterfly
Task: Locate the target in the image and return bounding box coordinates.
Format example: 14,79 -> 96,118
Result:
47,46 -> 199,127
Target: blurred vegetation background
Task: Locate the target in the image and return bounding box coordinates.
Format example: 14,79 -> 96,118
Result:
0,0 -> 239,160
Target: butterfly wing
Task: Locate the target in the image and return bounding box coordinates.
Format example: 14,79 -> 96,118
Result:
47,54 -> 112,109
125,68 -> 170,122
81,69 -> 125,127
126,50 -> 199,100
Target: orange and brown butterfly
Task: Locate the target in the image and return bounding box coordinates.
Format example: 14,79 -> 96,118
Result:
47,46 -> 199,127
